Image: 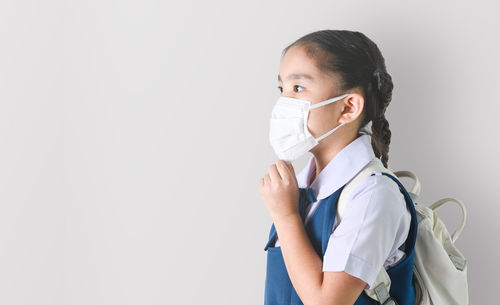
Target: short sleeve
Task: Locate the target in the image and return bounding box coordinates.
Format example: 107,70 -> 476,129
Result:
322,174 -> 408,289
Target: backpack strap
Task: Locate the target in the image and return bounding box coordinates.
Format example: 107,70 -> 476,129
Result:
392,170 -> 421,203
337,157 -> 396,303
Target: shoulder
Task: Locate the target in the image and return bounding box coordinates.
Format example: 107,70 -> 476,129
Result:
336,173 -> 410,232
347,173 -> 407,214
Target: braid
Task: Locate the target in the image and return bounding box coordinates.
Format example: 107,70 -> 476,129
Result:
371,69 -> 393,168
372,114 -> 391,168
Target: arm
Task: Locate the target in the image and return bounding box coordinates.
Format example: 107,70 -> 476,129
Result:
273,213 -> 366,305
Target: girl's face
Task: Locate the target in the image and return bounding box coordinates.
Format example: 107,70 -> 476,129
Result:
277,45 -> 364,150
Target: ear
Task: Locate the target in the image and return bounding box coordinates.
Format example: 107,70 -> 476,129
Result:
339,93 -> 364,124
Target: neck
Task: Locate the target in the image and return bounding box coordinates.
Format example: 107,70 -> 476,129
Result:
311,133 -> 358,180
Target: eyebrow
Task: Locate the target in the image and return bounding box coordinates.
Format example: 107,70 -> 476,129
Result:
278,73 -> 314,82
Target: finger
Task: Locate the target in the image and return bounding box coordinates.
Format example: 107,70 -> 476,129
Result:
287,161 -> 295,175
264,172 -> 271,185
268,163 -> 282,182
276,160 -> 291,182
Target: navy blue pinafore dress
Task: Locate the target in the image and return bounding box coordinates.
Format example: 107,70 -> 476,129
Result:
263,172 -> 418,305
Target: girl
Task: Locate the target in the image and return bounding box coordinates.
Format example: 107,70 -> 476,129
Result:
258,30 -> 416,305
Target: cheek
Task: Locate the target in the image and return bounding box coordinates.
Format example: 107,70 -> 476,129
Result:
307,111 -> 337,135
307,111 -> 323,133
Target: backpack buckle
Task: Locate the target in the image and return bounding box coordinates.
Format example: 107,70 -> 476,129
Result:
381,297 -> 398,305
374,282 -> 399,305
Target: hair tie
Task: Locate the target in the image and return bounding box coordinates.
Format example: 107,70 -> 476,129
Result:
372,68 -> 384,93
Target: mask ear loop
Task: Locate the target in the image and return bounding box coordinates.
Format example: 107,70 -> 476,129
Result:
309,93 -> 350,141
309,93 -> 350,109
315,122 -> 345,142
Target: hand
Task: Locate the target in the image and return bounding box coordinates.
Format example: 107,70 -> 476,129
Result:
258,160 -> 300,221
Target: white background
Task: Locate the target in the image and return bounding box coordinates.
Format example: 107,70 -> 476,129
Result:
0,0 -> 498,304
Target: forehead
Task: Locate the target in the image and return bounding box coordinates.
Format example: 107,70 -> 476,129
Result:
278,45 -> 321,82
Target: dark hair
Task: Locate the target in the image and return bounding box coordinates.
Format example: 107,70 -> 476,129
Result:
282,30 -> 394,168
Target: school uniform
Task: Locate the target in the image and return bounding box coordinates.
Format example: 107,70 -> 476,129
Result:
264,134 -> 417,305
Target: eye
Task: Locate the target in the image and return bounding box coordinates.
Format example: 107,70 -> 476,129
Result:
294,85 -> 304,92
276,85 -> 304,94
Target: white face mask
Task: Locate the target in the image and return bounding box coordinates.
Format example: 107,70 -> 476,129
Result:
269,93 -> 350,162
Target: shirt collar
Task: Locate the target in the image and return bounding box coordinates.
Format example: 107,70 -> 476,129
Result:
296,134 -> 376,201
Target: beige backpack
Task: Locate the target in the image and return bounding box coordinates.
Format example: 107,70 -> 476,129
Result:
337,158 -> 469,305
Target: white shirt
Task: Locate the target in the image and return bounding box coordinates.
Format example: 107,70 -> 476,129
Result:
274,134 -> 411,289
